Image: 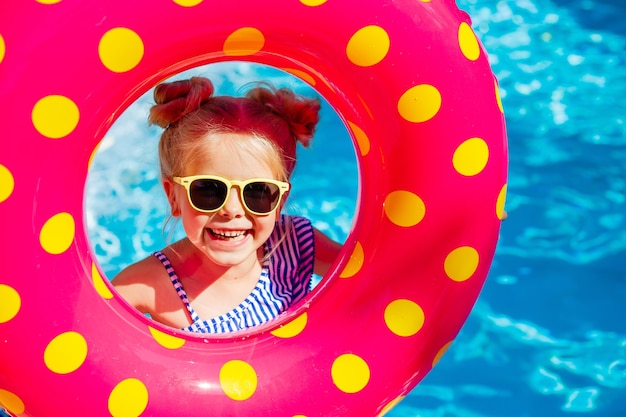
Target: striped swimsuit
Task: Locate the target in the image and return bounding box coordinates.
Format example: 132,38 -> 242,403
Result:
153,215 -> 315,333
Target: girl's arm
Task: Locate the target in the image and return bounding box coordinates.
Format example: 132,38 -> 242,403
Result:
313,228 -> 343,277
112,259 -> 157,315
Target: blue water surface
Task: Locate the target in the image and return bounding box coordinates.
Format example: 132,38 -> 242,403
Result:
4,0 -> 625,416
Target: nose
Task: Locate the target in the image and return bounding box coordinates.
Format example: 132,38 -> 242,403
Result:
218,186 -> 245,218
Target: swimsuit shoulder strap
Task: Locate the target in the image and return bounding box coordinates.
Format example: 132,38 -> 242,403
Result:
153,251 -> 201,324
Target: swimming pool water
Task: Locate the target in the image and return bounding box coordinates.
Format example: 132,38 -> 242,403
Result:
4,0 -> 624,416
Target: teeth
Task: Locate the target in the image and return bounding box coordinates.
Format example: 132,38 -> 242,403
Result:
210,229 -> 246,240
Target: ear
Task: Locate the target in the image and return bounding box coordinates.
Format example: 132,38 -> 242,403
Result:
163,178 -> 181,217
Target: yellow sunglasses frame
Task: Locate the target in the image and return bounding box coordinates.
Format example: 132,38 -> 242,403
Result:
172,175 -> 290,215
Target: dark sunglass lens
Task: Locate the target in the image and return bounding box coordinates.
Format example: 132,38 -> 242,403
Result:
189,179 -> 227,211
243,182 -> 280,213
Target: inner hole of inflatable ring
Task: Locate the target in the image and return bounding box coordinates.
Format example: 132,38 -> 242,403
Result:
85,61 -> 359,329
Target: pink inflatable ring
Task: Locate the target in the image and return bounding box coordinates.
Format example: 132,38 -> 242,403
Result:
0,1 -> 507,416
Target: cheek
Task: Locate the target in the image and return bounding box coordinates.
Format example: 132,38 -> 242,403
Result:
181,210 -> 207,238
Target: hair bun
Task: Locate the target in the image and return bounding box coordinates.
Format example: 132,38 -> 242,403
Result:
246,84 -> 321,148
149,77 -> 215,128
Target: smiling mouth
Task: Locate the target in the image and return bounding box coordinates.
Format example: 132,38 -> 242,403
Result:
208,229 -> 249,241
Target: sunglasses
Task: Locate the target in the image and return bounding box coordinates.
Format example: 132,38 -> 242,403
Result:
173,175 -> 290,215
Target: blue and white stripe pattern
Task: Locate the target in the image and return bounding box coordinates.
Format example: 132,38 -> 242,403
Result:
153,215 -> 315,334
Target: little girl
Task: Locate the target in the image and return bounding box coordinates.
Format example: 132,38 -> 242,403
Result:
113,76 -> 341,334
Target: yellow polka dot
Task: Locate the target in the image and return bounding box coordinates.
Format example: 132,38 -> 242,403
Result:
496,184 -> 507,220
32,95 -> 80,139
148,326 -> 186,349
300,0 -> 327,5
220,360 -> 257,400
377,395 -> 405,417
44,331 -> 88,374
397,84 -> 441,123
99,27 -> 144,73
282,68 -> 317,86
347,121 -> 370,156
339,241 -> 364,278
92,262 -> 113,299
458,22 -> 480,61
108,378 -> 149,417
452,137 -> 489,176
495,79 -> 504,113
173,0 -> 203,6
432,341 -> 453,367
0,164 -> 14,203
444,246 -> 479,282
0,284 -> 21,324
384,191 -> 425,227
223,27 -> 265,57
39,212 -> 75,255
0,34 -> 5,64
384,299 -> 425,337
331,353 -> 370,394
346,25 -> 390,67
36,0 -> 62,3
271,312 -> 308,338
0,389 -> 25,415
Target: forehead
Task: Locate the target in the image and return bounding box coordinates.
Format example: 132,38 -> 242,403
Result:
186,133 -> 278,179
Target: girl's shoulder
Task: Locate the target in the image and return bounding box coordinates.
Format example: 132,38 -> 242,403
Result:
276,214 -> 312,231
113,254 -> 163,286
270,215 -> 315,255
277,215 -> 342,277
111,251 -> 172,313
272,214 -> 314,247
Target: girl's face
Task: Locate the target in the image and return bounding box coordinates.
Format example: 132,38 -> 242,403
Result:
168,133 -> 283,269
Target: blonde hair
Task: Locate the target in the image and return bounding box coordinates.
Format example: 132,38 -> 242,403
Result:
150,76 -> 321,182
